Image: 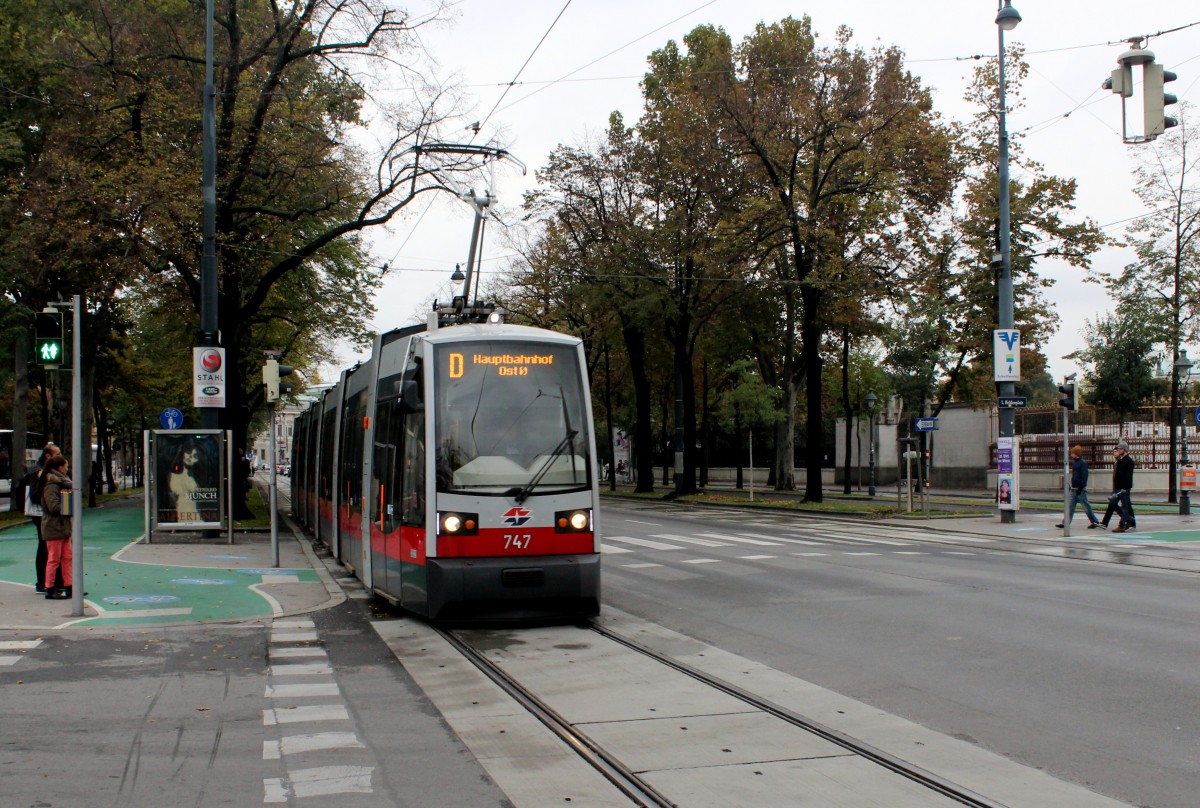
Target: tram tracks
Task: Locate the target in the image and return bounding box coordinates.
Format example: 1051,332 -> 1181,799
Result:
439,621 -> 1009,808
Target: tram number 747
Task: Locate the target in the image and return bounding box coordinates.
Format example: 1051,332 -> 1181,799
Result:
504,534 -> 533,550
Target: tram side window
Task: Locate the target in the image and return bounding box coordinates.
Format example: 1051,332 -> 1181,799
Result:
398,406 -> 425,527
341,390 -> 365,514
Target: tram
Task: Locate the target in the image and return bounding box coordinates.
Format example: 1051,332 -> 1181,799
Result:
290,302 -> 601,621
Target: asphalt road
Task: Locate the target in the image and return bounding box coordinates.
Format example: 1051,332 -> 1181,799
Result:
597,500 -> 1198,808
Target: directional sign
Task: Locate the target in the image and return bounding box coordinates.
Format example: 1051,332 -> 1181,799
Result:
914,417 -> 938,432
160,407 -> 184,430
1194,405 -> 1200,428
998,396 -> 1028,409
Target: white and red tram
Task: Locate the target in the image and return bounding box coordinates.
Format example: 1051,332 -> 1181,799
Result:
291,307 -> 601,620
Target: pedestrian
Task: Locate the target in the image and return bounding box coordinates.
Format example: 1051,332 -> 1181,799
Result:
24,443 -> 64,593
1100,440 -> 1136,533
1057,444 -> 1101,529
39,453 -> 74,599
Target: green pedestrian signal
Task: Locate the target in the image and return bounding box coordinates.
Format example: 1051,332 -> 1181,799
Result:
34,311 -> 65,366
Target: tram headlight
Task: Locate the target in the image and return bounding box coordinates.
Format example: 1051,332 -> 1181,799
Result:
438,512 -> 478,535
555,509 -> 592,533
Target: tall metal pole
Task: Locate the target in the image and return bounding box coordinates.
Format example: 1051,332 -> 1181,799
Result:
70,296 -> 84,617
269,404 -> 279,567
199,0 -> 220,431
995,1 -> 1021,523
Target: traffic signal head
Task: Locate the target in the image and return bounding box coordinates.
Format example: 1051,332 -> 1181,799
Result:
1143,62 -> 1179,139
1058,382 -> 1078,412
34,310 -> 64,366
277,365 -> 295,399
263,359 -> 280,402
262,358 -> 294,403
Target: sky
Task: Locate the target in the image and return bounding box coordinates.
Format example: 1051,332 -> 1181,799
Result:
330,0 -> 1200,385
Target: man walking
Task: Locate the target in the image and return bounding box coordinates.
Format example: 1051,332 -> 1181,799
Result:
1102,440 -> 1136,533
1057,444 -> 1101,529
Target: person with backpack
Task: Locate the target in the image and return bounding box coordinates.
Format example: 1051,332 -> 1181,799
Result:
39,453 -> 74,599
23,443 -> 63,593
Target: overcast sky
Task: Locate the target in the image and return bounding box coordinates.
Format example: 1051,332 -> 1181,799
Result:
332,0 -> 1200,385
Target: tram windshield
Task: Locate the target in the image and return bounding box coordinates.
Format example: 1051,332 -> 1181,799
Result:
433,340 -> 591,495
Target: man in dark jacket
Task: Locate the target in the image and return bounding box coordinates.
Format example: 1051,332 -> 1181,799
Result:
1057,444 -> 1101,529
1106,440 -> 1136,533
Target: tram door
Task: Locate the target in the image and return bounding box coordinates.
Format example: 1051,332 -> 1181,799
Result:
397,407 -> 427,612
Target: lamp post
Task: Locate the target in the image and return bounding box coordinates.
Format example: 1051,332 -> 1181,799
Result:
995,0 -> 1021,523
865,391 -> 877,498
1175,350 -> 1193,514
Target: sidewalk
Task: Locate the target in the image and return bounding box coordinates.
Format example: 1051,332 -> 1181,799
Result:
0,495 -> 342,630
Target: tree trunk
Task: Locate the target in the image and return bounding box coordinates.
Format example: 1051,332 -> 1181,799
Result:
621,318 -> 655,494
801,285 -> 824,502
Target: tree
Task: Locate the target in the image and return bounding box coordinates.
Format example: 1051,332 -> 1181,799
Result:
1106,104 -> 1200,494
1070,310 -> 1162,427
654,19 -> 957,500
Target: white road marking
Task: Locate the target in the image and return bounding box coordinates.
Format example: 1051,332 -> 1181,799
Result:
605,535 -> 682,551
270,647 -> 328,658
263,704 -> 351,725
600,544 -> 634,554
269,662 -> 334,677
895,551 -> 929,555
620,562 -> 663,568
843,552 -> 880,556
264,765 -> 374,802
694,532 -> 781,546
270,630 -> 319,643
265,682 -> 341,698
0,641 -> 42,650
263,731 -> 364,760
793,552 -> 829,557
649,533 -> 728,547
0,656 -> 25,666
681,558 -> 721,564
738,555 -> 776,560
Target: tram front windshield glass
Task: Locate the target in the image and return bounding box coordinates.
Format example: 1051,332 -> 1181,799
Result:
434,340 -> 590,495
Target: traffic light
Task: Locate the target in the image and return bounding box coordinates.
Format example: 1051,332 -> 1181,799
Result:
1058,382 -> 1078,412
278,364 -> 295,399
263,358 -> 294,403
1143,62 -> 1179,139
33,310 -> 64,366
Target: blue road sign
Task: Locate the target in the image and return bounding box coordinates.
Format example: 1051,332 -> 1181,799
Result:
1194,405 -> 1200,427
998,396 -> 1028,409
914,417 -> 938,432
160,407 -> 183,430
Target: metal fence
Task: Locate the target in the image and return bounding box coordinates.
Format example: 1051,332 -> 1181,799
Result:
991,403 -> 1196,470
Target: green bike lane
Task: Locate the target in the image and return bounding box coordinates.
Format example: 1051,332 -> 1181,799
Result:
0,498 -> 337,629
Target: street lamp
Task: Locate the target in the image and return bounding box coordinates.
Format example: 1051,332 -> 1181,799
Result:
865,391 -> 877,497
995,0 -> 1021,523
1175,350 -> 1193,514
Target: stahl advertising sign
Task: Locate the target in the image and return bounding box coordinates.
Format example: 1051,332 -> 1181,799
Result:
193,347 -> 226,408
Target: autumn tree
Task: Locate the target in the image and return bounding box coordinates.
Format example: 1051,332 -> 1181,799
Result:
651,19 -> 956,499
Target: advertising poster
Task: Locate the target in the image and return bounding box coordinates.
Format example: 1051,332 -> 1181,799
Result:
193,347 -> 227,408
997,436 -> 1019,510
155,431 -> 223,528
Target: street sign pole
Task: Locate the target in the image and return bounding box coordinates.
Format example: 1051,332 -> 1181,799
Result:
1062,406 -> 1071,538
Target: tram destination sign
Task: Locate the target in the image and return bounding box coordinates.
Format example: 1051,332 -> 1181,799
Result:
998,396 -> 1028,409
446,349 -> 557,379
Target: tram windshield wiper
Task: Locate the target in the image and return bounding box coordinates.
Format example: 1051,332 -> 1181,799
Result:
506,429 -> 579,504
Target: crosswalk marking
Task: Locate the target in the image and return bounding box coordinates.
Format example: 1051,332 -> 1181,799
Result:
895,551 -> 929,555
265,682 -> 341,698
681,558 -> 721,564
0,640 -> 42,650
605,535 -> 681,551
600,543 -> 634,554
263,704 -> 350,725
264,765 -> 374,802
738,555 -> 776,560
270,646 -> 328,658
269,662 -> 334,677
650,533 -> 728,547
620,562 -> 663,568
263,732 -> 364,760
695,532 -> 781,546
793,552 -> 829,557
